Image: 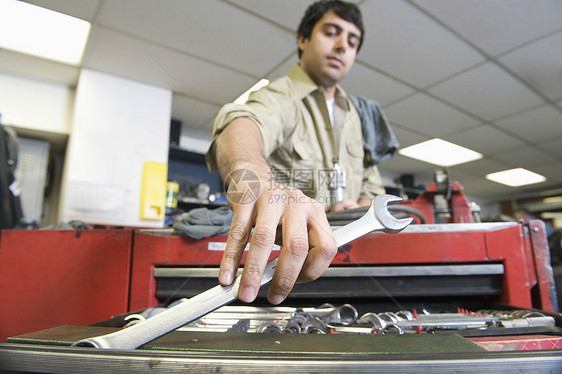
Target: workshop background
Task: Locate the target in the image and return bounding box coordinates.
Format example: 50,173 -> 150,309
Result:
1,1 -> 562,368
1,0 -> 561,230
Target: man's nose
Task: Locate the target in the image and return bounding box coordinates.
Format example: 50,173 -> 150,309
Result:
334,34 -> 347,53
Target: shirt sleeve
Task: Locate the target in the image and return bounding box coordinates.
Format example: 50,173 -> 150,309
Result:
205,81 -> 294,172
360,164 -> 386,199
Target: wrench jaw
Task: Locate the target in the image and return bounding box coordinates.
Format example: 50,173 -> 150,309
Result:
72,338 -> 104,349
374,195 -> 413,234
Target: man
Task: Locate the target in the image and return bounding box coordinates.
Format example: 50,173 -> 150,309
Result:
206,0 -> 385,304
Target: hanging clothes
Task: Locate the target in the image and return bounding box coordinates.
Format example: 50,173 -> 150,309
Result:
0,124 -> 23,229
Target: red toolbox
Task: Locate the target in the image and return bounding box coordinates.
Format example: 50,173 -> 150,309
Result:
0,229 -> 133,342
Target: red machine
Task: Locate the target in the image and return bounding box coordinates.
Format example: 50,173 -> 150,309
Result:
400,181 -> 474,224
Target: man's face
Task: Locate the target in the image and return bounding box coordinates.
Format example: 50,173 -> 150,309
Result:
298,10 -> 361,89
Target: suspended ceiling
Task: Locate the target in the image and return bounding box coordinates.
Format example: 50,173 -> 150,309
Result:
1,0 -> 561,204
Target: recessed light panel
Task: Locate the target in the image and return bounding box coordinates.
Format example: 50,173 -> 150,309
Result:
0,0 -> 90,65
486,168 -> 546,187
398,138 -> 482,167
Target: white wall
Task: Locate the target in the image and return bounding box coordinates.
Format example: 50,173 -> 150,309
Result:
0,71 -> 73,133
60,69 -> 172,227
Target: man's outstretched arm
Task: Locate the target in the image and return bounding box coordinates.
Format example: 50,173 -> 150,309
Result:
214,117 -> 337,304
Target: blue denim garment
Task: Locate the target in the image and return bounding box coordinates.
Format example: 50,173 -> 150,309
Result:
349,95 -> 399,166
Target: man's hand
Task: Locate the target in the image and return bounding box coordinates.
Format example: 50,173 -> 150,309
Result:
220,178 -> 337,304
214,118 -> 337,304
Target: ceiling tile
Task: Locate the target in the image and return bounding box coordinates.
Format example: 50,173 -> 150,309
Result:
384,93 -> 480,137
428,62 -> 544,121
444,168 -> 480,186
0,49 -> 79,86
494,105 -> 562,143
225,0 -> 313,31
82,26 -> 182,91
460,177 -> 519,200
381,154 -> 439,177
23,0 -> 100,21
83,26 -> 257,105
389,126 -> 428,148
539,136 -> 562,158
444,169 -> 496,196
413,0 -> 562,56
358,0 -> 485,88
172,94 -> 220,130
266,53 -> 299,80
265,57 -> 415,107
445,125 -> 526,155
491,146 -> 558,169
499,31 -> 562,101
97,0 -> 295,77
529,162 -> 562,184
451,157 -> 510,177
342,63 -> 415,106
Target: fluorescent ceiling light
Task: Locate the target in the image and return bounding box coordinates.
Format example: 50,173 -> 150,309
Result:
542,212 -> 562,228
543,196 -> 562,204
0,0 -> 91,65
486,168 -> 546,187
234,79 -> 270,104
398,138 -> 482,167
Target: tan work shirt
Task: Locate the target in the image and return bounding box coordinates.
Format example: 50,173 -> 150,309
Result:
206,64 -> 385,207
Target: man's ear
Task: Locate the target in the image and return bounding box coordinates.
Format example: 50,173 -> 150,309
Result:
297,34 -> 308,51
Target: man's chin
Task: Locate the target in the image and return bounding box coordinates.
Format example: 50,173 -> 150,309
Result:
322,70 -> 345,85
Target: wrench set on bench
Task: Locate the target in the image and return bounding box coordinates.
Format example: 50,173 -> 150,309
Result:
73,195 -> 413,349
123,302 -> 556,335
69,195 -> 559,350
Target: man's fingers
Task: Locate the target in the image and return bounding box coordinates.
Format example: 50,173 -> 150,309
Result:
298,209 -> 338,283
222,187 -> 337,304
267,206 -> 309,304
219,206 -> 254,286
238,198 -> 281,303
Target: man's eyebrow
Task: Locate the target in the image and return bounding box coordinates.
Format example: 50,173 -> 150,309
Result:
322,22 -> 342,31
321,22 -> 361,40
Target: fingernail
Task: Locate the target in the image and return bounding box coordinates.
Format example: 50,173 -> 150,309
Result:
240,287 -> 256,303
269,293 -> 285,305
219,271 -> 233,286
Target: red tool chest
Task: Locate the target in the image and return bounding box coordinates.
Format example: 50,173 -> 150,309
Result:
1,219 -> 557,343
0,229 -> 133,342
129,220 -> 557,313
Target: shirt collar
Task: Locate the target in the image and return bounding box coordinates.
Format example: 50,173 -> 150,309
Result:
288,64 -> 351,111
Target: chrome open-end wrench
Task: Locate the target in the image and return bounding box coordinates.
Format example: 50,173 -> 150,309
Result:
72,194 -> 411,350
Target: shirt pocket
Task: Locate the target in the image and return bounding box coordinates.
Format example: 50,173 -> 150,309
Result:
292,137 -> 323,163
290,138 -> 322,195
345,140 -> 365,160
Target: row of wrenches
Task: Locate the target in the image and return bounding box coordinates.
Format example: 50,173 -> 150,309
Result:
123,302 -> 556,335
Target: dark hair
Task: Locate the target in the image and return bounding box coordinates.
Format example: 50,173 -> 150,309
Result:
297,0 -> 364,58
